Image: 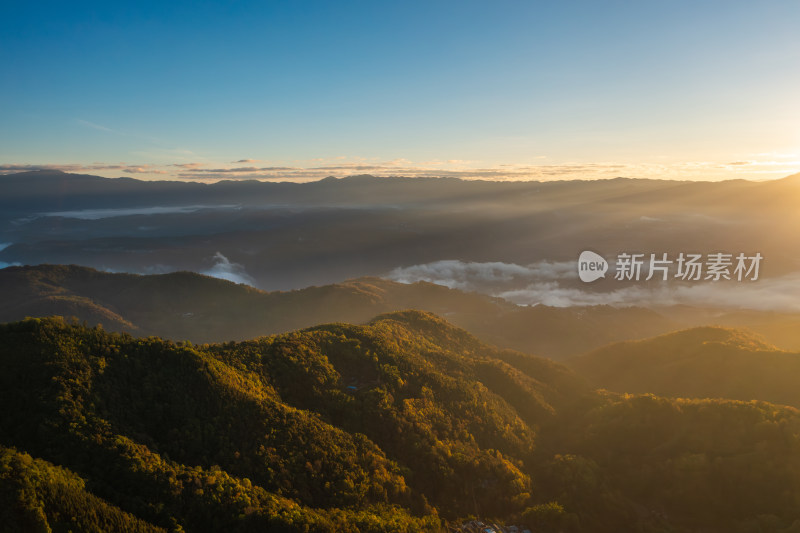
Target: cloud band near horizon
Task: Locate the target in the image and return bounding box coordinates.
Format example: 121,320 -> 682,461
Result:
1,156 -> 799,182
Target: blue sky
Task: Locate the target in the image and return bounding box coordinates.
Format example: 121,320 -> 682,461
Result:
1,0 -> 799,181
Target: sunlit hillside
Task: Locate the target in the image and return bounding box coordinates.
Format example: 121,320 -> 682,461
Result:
3,315 -> 800,531
570,326 -> 800,407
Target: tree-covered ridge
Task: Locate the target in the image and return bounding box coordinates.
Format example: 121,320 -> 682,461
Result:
0,316 -> 447,531
1,445 -> 165,533
570,326 -> 800,408
206,310 -> 585,518
0,312 -> 582,530
2,314 -> 800,532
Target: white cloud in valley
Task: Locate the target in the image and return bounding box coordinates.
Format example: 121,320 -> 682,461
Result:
201,252 -> 256,287
389,259 -> 800,311
388,259 -> 576,292
498,273 -> 800,311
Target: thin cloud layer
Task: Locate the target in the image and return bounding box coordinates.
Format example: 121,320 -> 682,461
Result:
388,259 -> 576,292
0,163 -> 167,175
389,259 -> 800,311
123,166 -> 168,175
498,274 -> 800,311
3,158 -> 797,182
76,119 -> 113,132
172,162 -> 639,182
43,206 -> 235,220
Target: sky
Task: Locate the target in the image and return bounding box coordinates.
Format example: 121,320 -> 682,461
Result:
1,0 -> 799,182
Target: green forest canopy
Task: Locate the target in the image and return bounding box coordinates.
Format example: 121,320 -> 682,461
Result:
1,314 -> 800,532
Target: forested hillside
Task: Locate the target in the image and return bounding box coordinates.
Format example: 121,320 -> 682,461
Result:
570,327 -> 800,408
2,314 -> 800,531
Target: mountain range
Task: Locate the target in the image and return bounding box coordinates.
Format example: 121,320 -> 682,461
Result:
2,171 -> 799,291
3,170 -> 800,530
3,264 -> 800,359
3,313 -> 800,532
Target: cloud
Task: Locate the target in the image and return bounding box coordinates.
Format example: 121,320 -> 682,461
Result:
0,159 -> 609,182
175,172 -> 324,182
497,273 -> 800,312
0,243 -> 11,252
388,259 -> 576,291
0,163 -> 168,176
168,159 -> 656,182
43,205 -> 236,220
201,252 -> 256,286
4,157 -> 798,183
184,166 -> 299,173
310,165 -> 387,171
170,162 -> 206,169
76,119 -> 113,132
388,259 -> 800,312
0,164 -> 72,173
123,165 -> 168,174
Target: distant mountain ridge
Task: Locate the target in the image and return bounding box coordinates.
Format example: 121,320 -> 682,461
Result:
0,264 -> 680,358
5,263 -> 800,359
0,169 -> 788,213
3,170 -> 800,290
